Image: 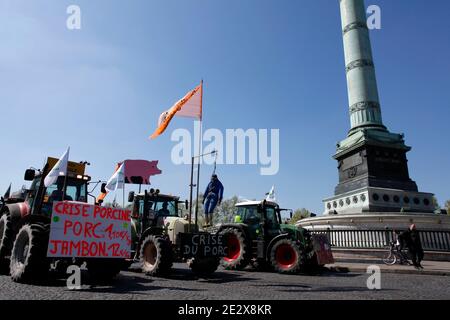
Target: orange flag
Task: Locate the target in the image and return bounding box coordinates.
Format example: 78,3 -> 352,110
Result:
150,83 -> 203,139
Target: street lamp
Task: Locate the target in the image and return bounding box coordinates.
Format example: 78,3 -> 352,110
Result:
188,149 -> 217,232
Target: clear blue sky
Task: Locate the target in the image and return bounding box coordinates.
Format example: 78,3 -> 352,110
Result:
1,0 -> 449,214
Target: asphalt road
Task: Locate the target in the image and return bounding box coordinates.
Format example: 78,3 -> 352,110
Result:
0,263 -> 449,300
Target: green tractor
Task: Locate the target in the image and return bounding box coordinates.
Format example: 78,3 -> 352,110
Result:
217,199 -> 334,274
0,157 -> 126,283
127,189 -> 227,276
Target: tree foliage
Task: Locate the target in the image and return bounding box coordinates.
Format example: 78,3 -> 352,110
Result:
289,208 -> 311,225
192,194 -> 240,225
445,200 -> 450,215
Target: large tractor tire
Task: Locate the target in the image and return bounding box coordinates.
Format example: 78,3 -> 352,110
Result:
9,223 -> 50,283
189,257 -> 220,276
139,235 -> 173,276
0,213 -> 13,274
269,238 -> 301,274
220,227 -> 250,270
86,259 -> 123,283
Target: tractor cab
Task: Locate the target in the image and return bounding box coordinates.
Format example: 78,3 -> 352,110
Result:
22,157 -> 91,217
234,200 -> 283,241
128,189 -> 192,254
128,189 -> 184,230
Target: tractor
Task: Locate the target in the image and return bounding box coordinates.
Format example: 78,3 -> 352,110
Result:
127,189 -> 227,276
0,157 -> 126,283
216,199 -> 334,274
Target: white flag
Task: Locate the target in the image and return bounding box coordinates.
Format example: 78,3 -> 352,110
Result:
266,185 -> 276,202
105,163 -> 125,192
44,147 -> 70,187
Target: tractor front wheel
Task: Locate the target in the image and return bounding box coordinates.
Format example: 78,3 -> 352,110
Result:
9,223 -> 50,283
270,239 -> 301,274
139,235 -> 173,276
0,213 -> 13,274
220,228 -> 250,270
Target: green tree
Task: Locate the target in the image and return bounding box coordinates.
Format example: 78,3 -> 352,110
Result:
215,196 -> 240,223
432,196 -> 440,213
192,194 -> 240,226
290,208 -> 311,225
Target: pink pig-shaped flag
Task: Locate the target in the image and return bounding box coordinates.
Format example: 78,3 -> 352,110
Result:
119,160 -> 162,185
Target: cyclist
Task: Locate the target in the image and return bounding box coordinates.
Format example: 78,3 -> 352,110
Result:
398,224 -> 424,270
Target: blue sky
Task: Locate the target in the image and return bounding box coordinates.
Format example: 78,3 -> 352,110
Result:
0,0 -> 449,214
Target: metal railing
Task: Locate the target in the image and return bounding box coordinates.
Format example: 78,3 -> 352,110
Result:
310,229 -> 450,252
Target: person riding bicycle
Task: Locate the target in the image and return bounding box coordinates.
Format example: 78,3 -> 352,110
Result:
398,224 -> 424,270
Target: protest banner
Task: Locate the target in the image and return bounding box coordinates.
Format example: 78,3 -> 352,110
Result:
47,201 -> 131,258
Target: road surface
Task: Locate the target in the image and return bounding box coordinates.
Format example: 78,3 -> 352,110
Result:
0,263 -> 449,300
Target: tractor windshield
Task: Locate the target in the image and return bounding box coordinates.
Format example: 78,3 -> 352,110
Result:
235,204 -> 281,225
139,196 -> 178,219
44,177 -> 88,203
265,206 -> 281,225
40,177 -> 88,215
153,199 -> 177,217
236,206 -> 260,223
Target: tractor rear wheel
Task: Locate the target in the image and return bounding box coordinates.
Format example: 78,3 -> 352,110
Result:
0,213 -> 13,274
189,257 -> 220,276
270,239 -> 301,274
220,228 -> 250,270
140,235 -> 173,276
9,223 -> 50,283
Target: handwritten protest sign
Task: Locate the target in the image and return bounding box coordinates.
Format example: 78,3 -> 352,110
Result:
47,201 -> 131,258
179,233 -> 226,257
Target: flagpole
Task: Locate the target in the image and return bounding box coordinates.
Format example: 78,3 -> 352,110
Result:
194,80 -> 203,229
62,148 -> 70,201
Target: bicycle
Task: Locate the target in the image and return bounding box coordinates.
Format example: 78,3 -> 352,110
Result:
382,241 -> 412,266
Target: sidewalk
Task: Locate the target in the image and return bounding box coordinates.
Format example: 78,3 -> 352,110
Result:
328,252 -> 450,276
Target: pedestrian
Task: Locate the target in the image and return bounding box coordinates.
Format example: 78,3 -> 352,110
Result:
398,224 -> 424,270
202,174 -> 224,227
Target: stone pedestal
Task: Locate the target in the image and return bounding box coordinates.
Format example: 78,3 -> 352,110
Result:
320,0 -> 435,216
298,212 -> 450,232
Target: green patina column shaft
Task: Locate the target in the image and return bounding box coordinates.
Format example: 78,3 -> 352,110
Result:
340,0 -> 386,135
336,0 -> 407,157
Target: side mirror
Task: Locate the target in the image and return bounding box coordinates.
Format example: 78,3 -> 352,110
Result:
185,200 -> 189,209
100,183 -> 107,194
290,211 -> 293,219
24,169 -> 35,181
128,191 -> 135,203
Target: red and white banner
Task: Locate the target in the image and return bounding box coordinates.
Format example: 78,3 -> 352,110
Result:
47,201 -> 131,258
150,82 -> 203,139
